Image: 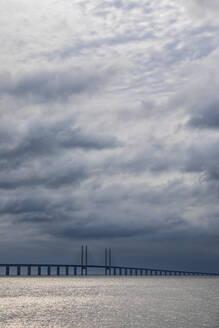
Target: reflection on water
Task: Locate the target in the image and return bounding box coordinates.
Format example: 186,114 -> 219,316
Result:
0,277 -> 218,328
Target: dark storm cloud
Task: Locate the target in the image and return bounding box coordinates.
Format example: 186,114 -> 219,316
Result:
0,68 -> 106,103
1,158 -> 219,269
0,166 -> 88,190
0,197 -> 49,215
0,119 -> 118,170
55,222 -> 147,240
54,211 -> 191,242
0,117 -> 119,191
2,179 -> 213,252
0,194 -> 81,222
185,140 -> 219,181
0,183 -> 188,240
188,101 -> 219,129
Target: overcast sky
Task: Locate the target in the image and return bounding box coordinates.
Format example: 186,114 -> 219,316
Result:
1,0 -> 219,272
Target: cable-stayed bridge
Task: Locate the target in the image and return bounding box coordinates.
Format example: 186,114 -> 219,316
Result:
1,246 -> 218,277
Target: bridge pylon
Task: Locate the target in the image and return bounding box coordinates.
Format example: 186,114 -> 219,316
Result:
81,245 -> 88,275
105,247 -> 112,275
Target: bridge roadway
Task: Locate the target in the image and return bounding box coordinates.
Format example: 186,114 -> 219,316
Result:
0,264 -> 219,277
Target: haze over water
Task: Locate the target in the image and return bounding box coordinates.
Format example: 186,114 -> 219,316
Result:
0,277 -> 218,328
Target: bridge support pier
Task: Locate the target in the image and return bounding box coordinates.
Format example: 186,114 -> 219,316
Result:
80,266 -> 87,275
105,267 -> 111,275
6,266 -> 9,276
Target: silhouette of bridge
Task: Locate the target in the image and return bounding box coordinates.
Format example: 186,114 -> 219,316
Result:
1,246 -> 219,277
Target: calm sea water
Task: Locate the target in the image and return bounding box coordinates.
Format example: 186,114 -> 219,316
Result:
0,277 -> 218,328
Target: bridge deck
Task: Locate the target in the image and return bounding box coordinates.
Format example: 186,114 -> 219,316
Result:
0,263 -> 218,276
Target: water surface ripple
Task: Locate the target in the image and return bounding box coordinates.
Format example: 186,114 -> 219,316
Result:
0,277 -> 218,328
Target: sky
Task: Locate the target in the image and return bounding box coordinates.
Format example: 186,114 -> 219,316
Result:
0,0 -> 219,272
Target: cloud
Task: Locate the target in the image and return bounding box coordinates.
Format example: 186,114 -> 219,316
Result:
0,166 -> 88,190
188,101 -> 219,129
1,0 -> 219,271
186,0 -> 219,22
0,119 -> 118,170
0,181 -> 194,240
165,49 -> 219,185
0,67 -> 108,103
168,48 -> 219,132
101,139 -> 185,178
185,139 -> 219,182
0,197 -> 49,215
0,116 -> 119,192
1,176 -> 218,271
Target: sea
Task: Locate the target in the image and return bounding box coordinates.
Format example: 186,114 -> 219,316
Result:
0,277 -> 218,328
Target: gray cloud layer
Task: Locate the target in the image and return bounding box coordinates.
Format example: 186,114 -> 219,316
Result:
0,68 -> 107,103
186,0 -> 219,21
0,0 -> 219,271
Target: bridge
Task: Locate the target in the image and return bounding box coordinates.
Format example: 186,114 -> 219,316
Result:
0,246 -> 219,277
